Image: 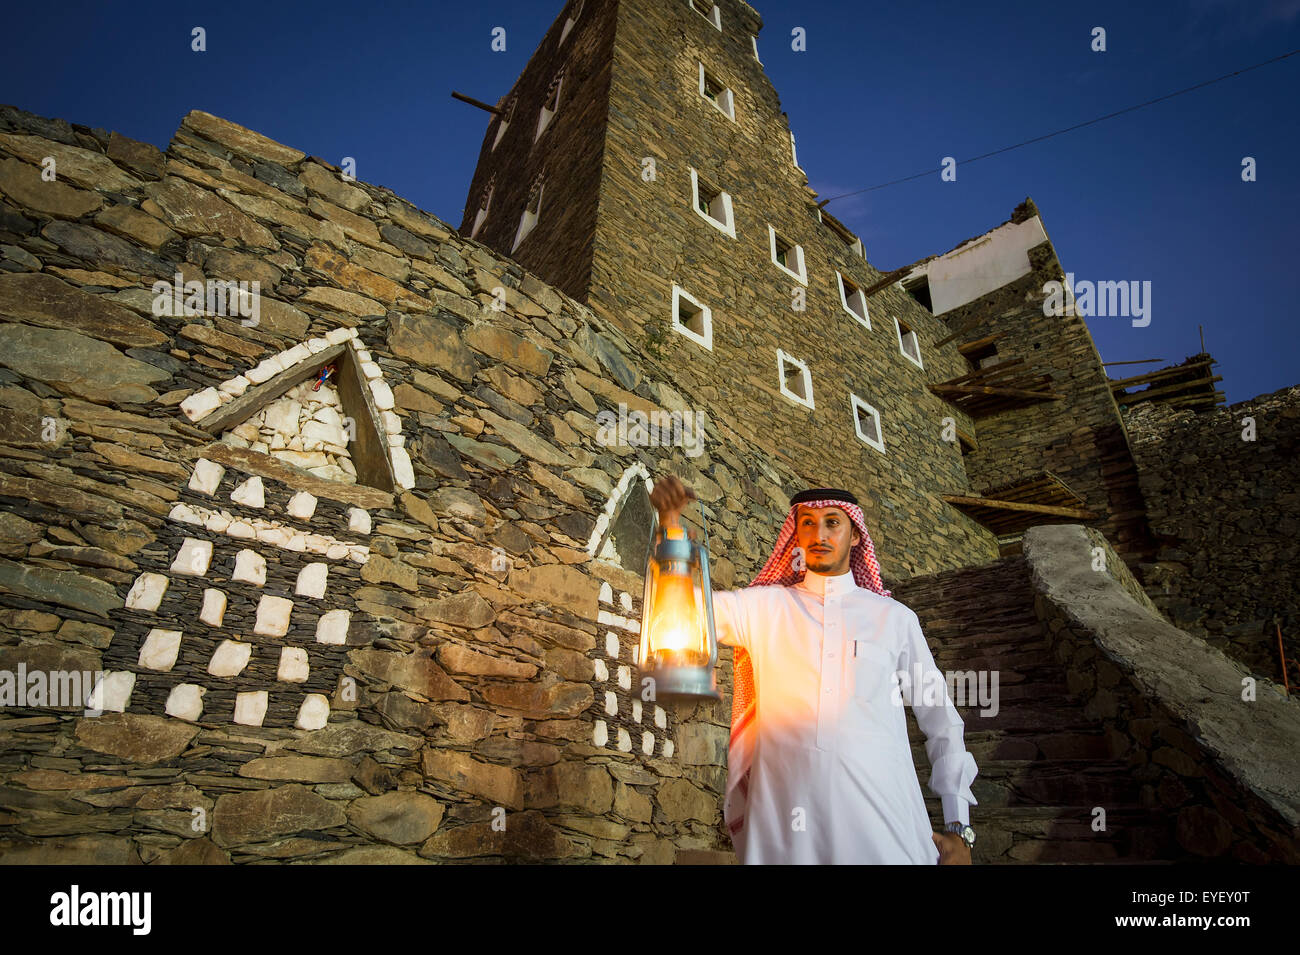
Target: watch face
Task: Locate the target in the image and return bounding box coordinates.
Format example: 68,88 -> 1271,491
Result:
963,826 -> 975,846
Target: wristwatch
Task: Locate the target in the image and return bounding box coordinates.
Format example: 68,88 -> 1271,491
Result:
946,822 -> 976,848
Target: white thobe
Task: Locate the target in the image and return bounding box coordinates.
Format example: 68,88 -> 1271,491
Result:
711,568 -> 978,864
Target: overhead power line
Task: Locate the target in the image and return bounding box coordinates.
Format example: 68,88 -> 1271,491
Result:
820,47 -> 1300,204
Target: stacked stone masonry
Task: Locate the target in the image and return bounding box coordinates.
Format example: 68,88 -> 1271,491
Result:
1124,386 -> 1300,682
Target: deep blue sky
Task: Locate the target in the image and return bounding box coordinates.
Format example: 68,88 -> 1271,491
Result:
4,0 -> 1297,404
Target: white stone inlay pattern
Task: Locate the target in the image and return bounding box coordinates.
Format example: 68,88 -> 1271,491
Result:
208,640 -> 252,677
254,595 -> 294,637
87,671 -> 135,713
286,490 -> 318,520
278,647 -> 310,683
129,449 -> 376,733
295,562 -> 328,599
166,683 -> 205,721
234,690 -> 268,726
587,554 -> 674,758
232,548 -> 267,586
139,629 -> 182,672
188,458 -> 225,495
199,588 -> 227,627
348,507 -> 371,535
169,501 -> 369,564
316,609 -> 351,645
230,475 -> 265,508
125,572 -> 168,611
181,329 -> 414,489
296,694 -> 330,730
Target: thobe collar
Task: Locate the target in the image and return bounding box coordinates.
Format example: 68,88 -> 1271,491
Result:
795,568 -> 858,597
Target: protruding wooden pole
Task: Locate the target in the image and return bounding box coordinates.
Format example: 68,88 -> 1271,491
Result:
451,91 -> 503,116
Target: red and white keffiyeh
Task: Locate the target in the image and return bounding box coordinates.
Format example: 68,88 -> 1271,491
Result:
724,491 -> 891,846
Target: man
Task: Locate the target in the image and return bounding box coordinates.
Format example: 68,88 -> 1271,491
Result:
649,474 -> 978,864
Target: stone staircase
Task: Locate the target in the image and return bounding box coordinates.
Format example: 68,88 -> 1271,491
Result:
891,556 -> 1183,863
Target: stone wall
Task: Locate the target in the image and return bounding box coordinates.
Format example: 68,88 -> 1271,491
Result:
0,102 -> 877,863
1022,524 -> 1300,863
1124,385 -> 1300,682
943,201 -> 1155,565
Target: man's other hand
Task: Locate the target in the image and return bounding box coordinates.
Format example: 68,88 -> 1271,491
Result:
933,831 -> 972,865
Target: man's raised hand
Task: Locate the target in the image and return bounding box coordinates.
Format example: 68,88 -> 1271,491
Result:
650,473 -> 696,529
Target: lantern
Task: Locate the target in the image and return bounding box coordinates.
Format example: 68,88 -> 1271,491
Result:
638,508 -> 720,702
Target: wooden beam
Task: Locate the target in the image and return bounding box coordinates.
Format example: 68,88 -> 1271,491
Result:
931,383 -> 1064,400
1101,358 -> 1164,367
451,91 -> 504,115
976,361 -> 1042,386
199,344 -> 346,435
935,357 -> 1027,389
1107,359 -> 1215,390
957,334 -> 1003,356
943,495 -> 1097,519
1120,375 -> 1224,405
863,267 -> 913,297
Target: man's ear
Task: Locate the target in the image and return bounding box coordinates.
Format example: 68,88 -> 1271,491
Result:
852,528 -> 861,547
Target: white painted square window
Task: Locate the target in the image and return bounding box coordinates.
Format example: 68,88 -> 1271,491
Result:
752,35 -> 762,63
559,0 -> 584,44
896,316 -> 923,368
470,177 -> 494,239
671,284 -> 713,350
837,271 -> 870,329
536,71 -> 564,140
689,168 -> 735,238
512,180 -> 543,253
698,64 -> 735,120
768,224 -> 807,285
690,0 -> 722,30
850,394 -> 885,452
492,95 -> 516,150
777,349 -> 814,410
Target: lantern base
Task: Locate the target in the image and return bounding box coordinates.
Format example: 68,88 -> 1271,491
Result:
639,666 -> 721,703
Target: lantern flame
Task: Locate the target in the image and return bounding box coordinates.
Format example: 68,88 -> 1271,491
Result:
646,572 -> 706,662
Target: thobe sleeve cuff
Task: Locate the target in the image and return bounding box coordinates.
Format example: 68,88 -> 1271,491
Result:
930,750 -> 978,825
942,796 -> 970,827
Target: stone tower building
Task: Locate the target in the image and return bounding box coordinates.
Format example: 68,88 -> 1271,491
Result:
460,0 -> 1152,581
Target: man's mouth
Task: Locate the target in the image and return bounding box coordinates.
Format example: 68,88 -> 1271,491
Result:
809,547 -> 830,555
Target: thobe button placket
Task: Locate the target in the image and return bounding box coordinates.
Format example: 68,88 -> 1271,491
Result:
817,589 -> 843,751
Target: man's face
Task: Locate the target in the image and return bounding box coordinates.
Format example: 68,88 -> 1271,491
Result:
795,505 -> 860,575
